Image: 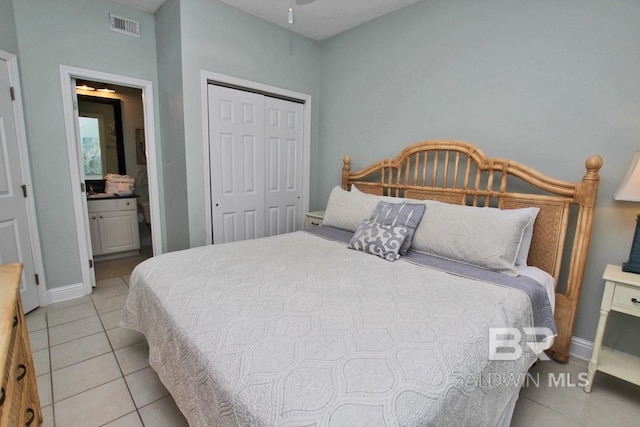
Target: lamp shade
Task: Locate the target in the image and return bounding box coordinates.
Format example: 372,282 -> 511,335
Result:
615,151 -> 640,202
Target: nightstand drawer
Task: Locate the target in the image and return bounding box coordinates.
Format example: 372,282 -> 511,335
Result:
611,283 -> 640,315
305,210 -> 325,229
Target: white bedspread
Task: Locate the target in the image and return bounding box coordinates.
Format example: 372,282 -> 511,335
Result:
121,231 -> 540,426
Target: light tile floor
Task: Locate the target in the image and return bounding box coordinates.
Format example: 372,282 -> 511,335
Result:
26,248 -> 189,427
25,251 -> 640,426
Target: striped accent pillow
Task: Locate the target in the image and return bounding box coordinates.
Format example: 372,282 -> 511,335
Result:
369,201 -> 426,255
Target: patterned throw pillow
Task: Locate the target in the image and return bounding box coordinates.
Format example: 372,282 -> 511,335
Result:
369,201 -> 426,255
348,220 -> 409,262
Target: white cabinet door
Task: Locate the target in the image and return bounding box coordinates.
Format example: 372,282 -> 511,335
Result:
88,214 -> 102,255
208,85 -> 304,243
98,211 -> 140,254
88,199 -> 140,256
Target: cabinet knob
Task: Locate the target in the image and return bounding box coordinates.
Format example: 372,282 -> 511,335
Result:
100,215 -> 104,219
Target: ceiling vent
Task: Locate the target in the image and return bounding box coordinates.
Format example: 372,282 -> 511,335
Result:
109,14 -> 140,37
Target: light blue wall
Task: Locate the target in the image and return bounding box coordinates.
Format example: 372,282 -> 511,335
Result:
155,0 -> 187,251
179,0 -> 321,247
12,0 -> 159,289
9,0 -> 640,354
318,0 -> 640,354
0,0 -> 18,54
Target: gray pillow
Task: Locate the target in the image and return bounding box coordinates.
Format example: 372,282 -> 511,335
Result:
369,201 -> 426,255
348,220 -> 409,262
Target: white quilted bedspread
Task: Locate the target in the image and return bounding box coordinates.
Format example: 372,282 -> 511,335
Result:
121,231 -> 537,426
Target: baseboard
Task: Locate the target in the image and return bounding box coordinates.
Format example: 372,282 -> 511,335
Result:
47,282 -> 86,304
570,336 -> 594,362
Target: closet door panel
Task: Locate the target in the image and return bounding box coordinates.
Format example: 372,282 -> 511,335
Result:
264,98 -> 304,237
209,86 -> 265,243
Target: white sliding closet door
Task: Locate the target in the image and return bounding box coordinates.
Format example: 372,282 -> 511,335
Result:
209,85 -> 304,244
264,97 -> 304,237
209,86 -> 265,243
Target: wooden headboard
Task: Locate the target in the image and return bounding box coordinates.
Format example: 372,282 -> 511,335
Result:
341,140 -> 602,363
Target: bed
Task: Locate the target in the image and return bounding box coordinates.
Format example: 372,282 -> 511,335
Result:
121,140 -> 602,426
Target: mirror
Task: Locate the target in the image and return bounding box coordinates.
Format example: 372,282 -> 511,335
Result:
78,95 -> 125,178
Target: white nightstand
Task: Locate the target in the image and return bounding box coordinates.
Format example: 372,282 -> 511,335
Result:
305,210 -> 325,229
585,264 -> 640,393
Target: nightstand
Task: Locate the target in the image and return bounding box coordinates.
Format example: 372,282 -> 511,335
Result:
585,264 -> 640,393
305,210 -> 325,229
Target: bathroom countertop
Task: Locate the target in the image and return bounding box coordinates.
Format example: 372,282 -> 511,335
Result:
87,193 -> 140,200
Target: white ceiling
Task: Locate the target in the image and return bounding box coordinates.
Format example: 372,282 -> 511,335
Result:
111,0 -> 422,40
111,0 -> 165,14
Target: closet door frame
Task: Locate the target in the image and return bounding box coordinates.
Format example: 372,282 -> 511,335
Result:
201,71 -> 311,246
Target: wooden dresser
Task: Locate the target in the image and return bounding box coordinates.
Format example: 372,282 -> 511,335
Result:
0,263 -> 42,426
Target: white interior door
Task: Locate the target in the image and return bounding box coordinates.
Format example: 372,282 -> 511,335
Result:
70,79 -> 97,288
209,85 -> 305,243
0,56 -> 40,312
209,85 -> 266,243
264,97 -> 304,236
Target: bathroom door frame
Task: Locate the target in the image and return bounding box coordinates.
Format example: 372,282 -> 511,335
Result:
60,65 -> 162,296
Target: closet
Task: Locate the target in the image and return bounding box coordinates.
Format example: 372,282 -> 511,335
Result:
208,85 -> 305,244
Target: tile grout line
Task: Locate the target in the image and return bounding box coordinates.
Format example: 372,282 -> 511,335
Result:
89,276 -> 144,427
45,275 -> 144,426
518,395 -> 587,426
45,305 -> 56,427
27,254 -> 152,426
92,275 -> 147,427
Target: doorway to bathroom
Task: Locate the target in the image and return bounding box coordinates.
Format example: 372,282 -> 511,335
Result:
78,85 -> 154,263
61,66 -> 162,296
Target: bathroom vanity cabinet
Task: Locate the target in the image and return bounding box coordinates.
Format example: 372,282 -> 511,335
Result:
88,197 -> 140,258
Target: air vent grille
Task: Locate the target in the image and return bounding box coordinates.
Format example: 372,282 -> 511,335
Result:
110,14 -> 140,37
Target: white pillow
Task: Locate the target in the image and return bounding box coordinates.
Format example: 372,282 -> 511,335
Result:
411,200 -> 539,276
351,183 -> 364,193
516,221 -> 536,266
350,183 -> 407,203
323,186 -> 387,232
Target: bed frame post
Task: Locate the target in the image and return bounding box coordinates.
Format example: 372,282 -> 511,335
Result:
342,156 -> 351,190
549,155 -> 603,363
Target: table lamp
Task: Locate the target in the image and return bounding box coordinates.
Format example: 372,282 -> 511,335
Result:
615,151 -> 640,273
